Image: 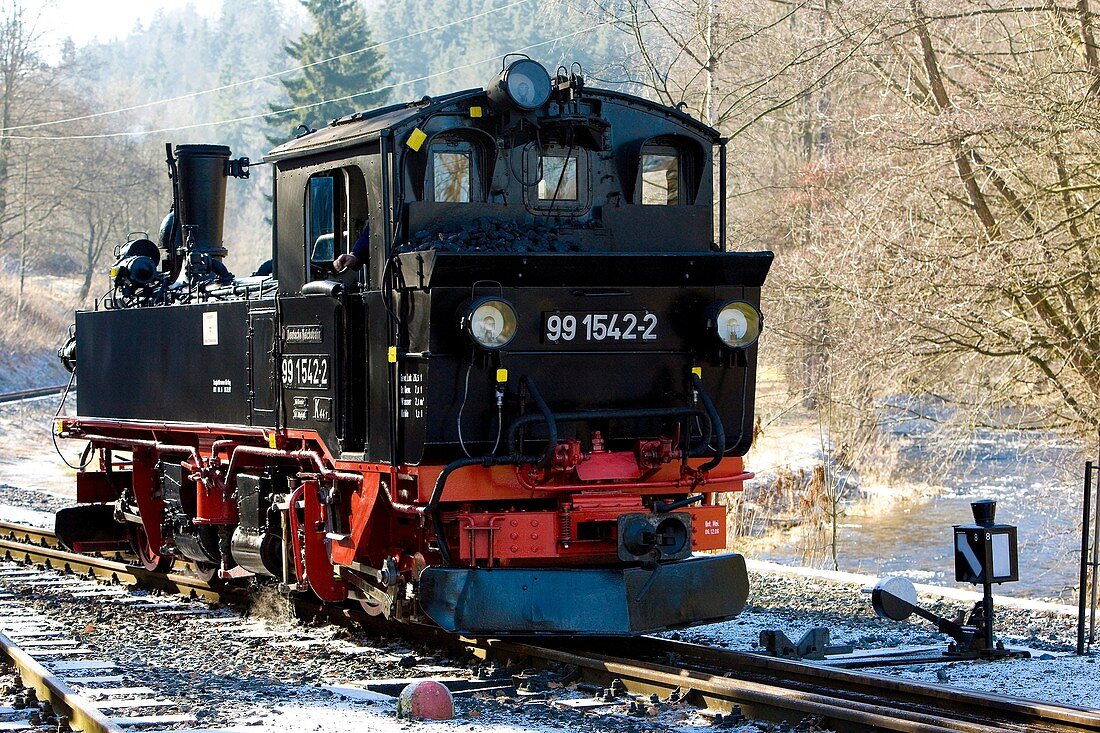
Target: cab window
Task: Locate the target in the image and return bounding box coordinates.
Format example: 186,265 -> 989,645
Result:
524,145 -> 588,213
641,147 -> 679,205
305,166 -> 368,280
539,155 -> 578,201
636,137 -> 702,205
429,139 -> 479,203
307,175 -> 335,264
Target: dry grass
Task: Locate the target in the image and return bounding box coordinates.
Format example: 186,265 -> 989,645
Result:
725,466 -> 832,541
0,273 -> 75,352
726,369 -> 878,565
0,273 -> 78,390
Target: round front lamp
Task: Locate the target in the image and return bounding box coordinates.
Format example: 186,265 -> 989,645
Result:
486,58 -> 552,111
709,300 -> 762,350
461,297 -> 518,350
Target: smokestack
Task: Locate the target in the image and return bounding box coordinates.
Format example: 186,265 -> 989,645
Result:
175,144 -> 231,263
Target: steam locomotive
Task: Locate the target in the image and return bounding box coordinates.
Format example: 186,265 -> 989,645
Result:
54,58 -> 772,635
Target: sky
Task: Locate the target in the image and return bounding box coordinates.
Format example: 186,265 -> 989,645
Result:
35,0 -> 219,60
33,0 -> 299,61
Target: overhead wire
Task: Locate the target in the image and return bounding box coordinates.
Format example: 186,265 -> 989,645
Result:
0,0 -> 534,133
2,22 -> 611,142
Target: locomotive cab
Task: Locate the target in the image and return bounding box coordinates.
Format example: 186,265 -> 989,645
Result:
56,59 -> 772,635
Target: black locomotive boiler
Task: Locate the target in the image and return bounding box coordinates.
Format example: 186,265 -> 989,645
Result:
55,58 -> 773,635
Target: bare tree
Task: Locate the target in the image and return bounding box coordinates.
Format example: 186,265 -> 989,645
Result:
799,0 -> 1100,436
63,139 -> 159,302
595,0 -> 1100,569
0,3 -> 88,317
0,1 -> 36,242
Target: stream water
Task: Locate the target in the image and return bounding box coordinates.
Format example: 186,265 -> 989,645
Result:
758,422 -> 1090,602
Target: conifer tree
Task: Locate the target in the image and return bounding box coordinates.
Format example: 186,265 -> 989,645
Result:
267,0 -> 389,145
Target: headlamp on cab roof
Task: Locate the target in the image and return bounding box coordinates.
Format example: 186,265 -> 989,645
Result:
708,299 -> 762,350
487,57 -> 552,111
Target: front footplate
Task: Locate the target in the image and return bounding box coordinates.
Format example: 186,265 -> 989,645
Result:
418,553 -> 749,635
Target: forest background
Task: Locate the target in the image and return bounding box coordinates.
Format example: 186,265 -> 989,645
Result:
3,0 -> 1100,565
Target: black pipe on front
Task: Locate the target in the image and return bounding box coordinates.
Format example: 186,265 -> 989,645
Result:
521,376 -> 556,466
426,375 -> 729,566
691,372 -> 726,472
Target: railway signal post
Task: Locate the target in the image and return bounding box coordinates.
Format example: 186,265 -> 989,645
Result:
870,499 -> 1026,663
953,499 -> 1019,652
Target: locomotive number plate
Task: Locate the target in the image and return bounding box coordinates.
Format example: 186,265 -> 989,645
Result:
280,354 -> 330,390
543,311 -> 658,343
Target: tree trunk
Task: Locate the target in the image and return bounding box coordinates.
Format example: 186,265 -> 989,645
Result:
79,218 -> 98,303
15,148 -> 27,319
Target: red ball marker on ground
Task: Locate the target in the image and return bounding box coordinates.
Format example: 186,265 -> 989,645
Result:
397,680 -> 454,720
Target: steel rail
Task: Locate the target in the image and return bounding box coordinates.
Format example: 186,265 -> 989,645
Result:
0,631 -> 125,733
629,636 -> 1100,733
0,520 -> 68,547
0,385 -> 67,404
465,635 -> 1100,733
468,638 -> 991,733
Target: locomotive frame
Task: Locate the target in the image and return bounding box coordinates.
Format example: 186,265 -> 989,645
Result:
56,59 -> 773,635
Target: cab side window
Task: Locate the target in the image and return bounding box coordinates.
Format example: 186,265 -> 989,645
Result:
305,166 -> 368,281
307,175 -> 336,265
636,137 -> 702,206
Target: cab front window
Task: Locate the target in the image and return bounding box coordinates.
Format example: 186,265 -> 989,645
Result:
641,150 -> 679,205
539,155 -> 578,201
524,145 -> 588,213
429,139 -> 479,203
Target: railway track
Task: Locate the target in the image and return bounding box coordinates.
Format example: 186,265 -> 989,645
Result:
0,521 -> 237,603
0,564 -> 221,732
0,594 -> 201,732
474,635 -> 1100,733
0,385 -> 67,404
1,519 -> 1098,732
0,619 -> 127,733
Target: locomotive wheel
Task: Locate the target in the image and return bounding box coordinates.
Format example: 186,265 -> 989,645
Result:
130,524 -> 175,573
193,563 -> 220,583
